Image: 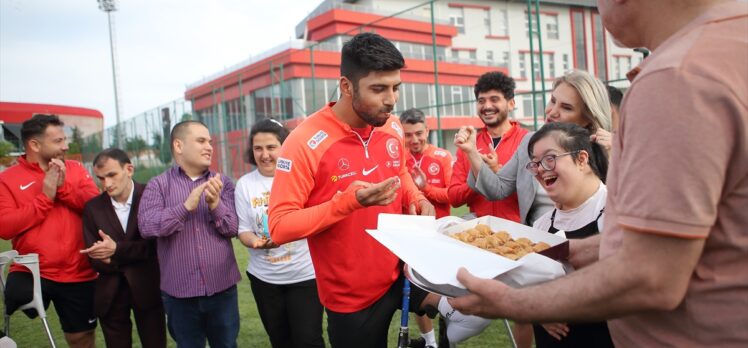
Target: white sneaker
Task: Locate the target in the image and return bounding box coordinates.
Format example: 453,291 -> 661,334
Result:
0,336 -> 18,348
438,297 -> 492,344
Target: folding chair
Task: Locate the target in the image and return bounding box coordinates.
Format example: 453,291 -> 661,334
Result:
2,253 -> 56,348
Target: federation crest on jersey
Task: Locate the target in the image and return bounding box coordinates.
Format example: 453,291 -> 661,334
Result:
390,121 -> 403,138
276,157 -> 292,172
428,162 -> 440,175
385,138 -> 400,159
307,130 -> 328,150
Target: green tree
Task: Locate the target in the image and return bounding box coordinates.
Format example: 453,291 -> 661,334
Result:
84,133 -> 103,154
124,135 -> 147,160
152,131 -> 171,164
67,126 -> 83,154
0,140 -> 14,157
0,140 -> 16,167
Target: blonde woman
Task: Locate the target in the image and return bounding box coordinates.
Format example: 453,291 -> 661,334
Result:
460,69 -> 613,226
456,69 -> 613,348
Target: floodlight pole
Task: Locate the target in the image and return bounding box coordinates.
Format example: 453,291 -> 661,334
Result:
98,0 -> 123,147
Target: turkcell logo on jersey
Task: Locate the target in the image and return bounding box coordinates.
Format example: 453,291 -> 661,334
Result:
434,150 -> 448,158
276,157 -> 292,172
331,171 -> 357,182
307,130 -> 328,150
391,121 -> 403,138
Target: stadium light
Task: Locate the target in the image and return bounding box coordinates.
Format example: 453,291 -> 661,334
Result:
98,0 -> 123,147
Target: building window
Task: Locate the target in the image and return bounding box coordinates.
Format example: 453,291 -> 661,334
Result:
520,53 -> 555,79
571,9 -> 587,70
484,10 -> 491,34
524,17 -> 531,37
614,58 -> 621,80
592,12 -> 608,81
501,51 -> 510,67
546,15 -> 559,39
396,83 -> 407,113
623,56 -> 631,77
413,84 -> 429,110
614,56 -> 632,79
469,50 -> 477,64
486,50 -> 494,62
562,53 -> 569,72
451,49 -> 459,61
547,53 -> 555,78
522,94 -> 545,118
497,9 -> 509,36
451,86 -> 464,116
449,7 -> 465,34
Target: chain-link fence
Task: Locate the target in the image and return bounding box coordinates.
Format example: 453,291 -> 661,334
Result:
80,99 -> 192,183
81,0 -> 636,184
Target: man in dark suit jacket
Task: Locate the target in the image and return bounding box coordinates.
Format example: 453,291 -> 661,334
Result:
81,148 -> 165,348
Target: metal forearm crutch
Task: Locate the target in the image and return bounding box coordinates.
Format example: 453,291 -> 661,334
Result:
397,279 -> 411,348
503,319 -> 518,348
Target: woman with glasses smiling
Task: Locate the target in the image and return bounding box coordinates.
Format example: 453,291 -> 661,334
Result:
525,122 -> 613,348
455,69 -> 613,348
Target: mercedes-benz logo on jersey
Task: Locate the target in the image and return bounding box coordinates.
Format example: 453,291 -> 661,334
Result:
338,158 -> 350,171
428,162 -> 440,175
385,138 -> 400,159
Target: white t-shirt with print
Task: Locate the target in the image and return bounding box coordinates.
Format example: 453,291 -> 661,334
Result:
533,183 -> 607,233
235,170 -> 315,284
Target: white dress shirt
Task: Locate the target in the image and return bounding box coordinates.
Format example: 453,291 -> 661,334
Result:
111,181 -> 134,233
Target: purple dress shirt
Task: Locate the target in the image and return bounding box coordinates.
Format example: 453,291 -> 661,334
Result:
138,165 -> 240,298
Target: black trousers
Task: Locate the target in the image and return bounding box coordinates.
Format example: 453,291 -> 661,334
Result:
101,279 -> 166,348
247,272 -> 324,348
325,274 -> 429,348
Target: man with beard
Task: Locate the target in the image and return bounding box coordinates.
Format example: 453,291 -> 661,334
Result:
0,114 -> 99,348
449,1 -> 748,347
268,33 -> 490,347
401,108 -> 453,220
448,71 -> 527,222
138,120 -> 240,348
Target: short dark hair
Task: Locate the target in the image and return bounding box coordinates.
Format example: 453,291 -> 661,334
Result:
20,114 -> 64,145
474,71 -> 516,100
606,85 -> 623,108
340,33 -> 404,88
245,118 -> 289,165
528,122 -> 608,183
399,108 -> 426,125
170,120 -> 208,150
93,148 -> 131,168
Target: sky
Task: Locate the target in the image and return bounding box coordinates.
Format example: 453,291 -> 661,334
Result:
0,0 -> 321,128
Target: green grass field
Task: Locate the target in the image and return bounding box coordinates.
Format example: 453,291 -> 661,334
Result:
1,205 -> 516,347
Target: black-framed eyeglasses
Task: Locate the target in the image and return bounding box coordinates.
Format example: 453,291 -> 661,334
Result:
525,151 -> 580,175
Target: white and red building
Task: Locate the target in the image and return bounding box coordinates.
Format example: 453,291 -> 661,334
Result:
185,0 -> 637,178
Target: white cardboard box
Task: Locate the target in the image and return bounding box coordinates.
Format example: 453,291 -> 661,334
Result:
367,214 -> 567,297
